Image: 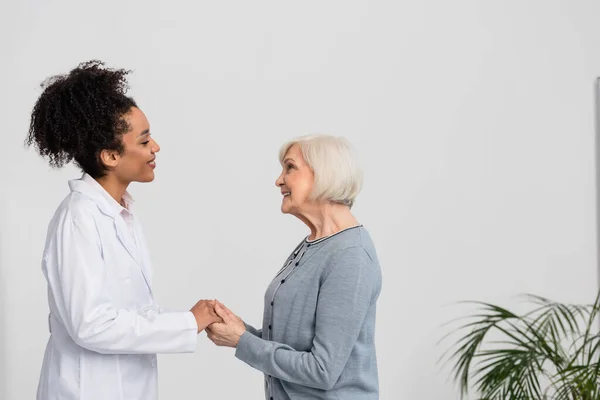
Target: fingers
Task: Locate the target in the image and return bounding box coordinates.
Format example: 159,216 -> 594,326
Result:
191,299 -> 224,332
205,323 -> 228,347
214,302 -> 230,323
206,332 -> 217,345
208,306 -> 224,323
216,300 -> 234,316
191,299 -> 237,333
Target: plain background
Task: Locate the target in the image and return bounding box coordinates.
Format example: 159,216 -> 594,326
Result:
1,0 -> 600,398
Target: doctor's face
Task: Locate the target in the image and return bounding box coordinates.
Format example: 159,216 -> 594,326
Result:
114,107 -> 160,183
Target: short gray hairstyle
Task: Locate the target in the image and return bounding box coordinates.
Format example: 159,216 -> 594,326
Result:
278,134 -> 363,208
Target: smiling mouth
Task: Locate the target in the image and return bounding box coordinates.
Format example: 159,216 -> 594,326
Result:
282,192 -> 290,197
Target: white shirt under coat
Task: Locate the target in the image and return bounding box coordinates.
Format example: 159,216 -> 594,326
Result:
36,173 -> 197,400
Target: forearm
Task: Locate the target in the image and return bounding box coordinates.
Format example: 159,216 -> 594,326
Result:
68,308 -> 198,354
243,322 -> 262,338
235,332 -> 337,390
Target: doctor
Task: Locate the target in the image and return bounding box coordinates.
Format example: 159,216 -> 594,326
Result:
26,60 -> 219,400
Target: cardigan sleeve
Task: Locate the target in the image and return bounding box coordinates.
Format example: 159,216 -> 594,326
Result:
243,322 -> 262,338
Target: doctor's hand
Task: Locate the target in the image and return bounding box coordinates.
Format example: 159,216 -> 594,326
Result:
190,300 -> 222,333
205,301 -> 246,348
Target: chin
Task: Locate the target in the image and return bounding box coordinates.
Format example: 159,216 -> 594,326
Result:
137,172 -> 155,183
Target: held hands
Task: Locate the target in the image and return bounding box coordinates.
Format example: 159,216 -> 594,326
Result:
205,301 -> 246,348
190,299 -> 246,346
190,300 -> 223,333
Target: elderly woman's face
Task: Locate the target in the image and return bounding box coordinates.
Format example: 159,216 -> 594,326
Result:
276,144 -> 314,215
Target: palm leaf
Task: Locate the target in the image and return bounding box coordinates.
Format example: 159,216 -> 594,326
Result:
442,291 -> 600,400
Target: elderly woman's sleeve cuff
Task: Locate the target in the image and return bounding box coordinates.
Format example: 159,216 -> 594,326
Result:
235,331 -> 269,367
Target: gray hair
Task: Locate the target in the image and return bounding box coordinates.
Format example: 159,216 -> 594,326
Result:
278,134 -> 363,208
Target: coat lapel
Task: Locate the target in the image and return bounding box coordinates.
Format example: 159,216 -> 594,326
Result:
132,218 -> 154,291
114,216 -> 154,297
69,177 -> 153,295
113,217 -> 141,266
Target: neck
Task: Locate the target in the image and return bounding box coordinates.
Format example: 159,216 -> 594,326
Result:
296,202 -> 359,240
95,174 -> 129,206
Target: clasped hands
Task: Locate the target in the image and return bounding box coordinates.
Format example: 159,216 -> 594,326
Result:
190,299 -> 246,348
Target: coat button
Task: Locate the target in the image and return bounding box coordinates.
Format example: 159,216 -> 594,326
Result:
271,301 -> 274,306
281,279 -> 285,284
268,325 -> 272,330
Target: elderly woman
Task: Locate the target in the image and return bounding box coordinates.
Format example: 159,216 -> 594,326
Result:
207,134 -> 382,400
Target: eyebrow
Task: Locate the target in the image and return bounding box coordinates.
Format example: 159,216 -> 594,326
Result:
137,129 -> 150,138
283,158 -> 296,164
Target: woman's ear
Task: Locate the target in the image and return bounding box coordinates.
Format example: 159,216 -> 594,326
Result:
99,149 -> 120,169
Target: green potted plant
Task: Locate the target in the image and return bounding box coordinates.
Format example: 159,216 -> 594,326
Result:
441,292 -> 600,399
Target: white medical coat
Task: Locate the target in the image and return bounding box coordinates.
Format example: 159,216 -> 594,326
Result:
36,175 -> 197,400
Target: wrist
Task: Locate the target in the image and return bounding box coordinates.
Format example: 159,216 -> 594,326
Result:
233,332 -> 243,347
237,324 -> 246,337
187,311 -> 201,333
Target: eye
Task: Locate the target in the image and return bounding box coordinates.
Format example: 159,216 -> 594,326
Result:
141,141 -> 150,145
286,163 -> 294,170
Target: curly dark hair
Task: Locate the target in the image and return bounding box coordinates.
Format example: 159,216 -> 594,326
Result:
26,60 -> 138,178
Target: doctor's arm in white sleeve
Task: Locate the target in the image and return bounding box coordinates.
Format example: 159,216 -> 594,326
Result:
45,211 -> 206,355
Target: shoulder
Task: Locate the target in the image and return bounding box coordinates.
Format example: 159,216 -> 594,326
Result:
325,227 -> 378,262
321,228 -> 380,279
43,192 -> 106,259
50,191 -> 104,229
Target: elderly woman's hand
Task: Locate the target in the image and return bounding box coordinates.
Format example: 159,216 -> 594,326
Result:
205,301 -> 246,348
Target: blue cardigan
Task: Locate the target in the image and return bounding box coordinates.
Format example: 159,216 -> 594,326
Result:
236,226 -> 382,400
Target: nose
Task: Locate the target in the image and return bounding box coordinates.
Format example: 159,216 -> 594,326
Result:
275,171 -> 284,187
151,138 -> 161,153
